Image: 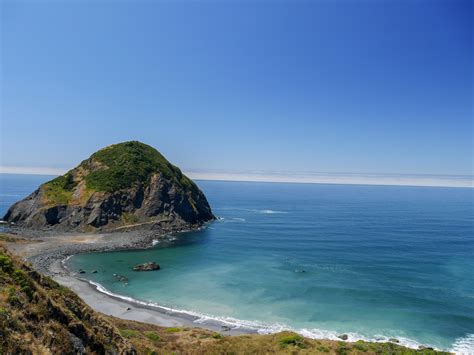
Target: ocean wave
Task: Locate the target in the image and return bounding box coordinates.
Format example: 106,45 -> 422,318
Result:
228,217 -> 246,222
258,209 -> 287,214
215,208 -> 288,214
84,279 -> 444,352
451,334 -> 474,354
216,216 -> 246,222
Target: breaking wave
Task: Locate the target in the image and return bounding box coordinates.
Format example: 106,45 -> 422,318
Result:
451,334 -> 474,354
84,279 -> 444,352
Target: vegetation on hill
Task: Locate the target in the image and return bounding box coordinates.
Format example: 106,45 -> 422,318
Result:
44,141 -> 195,196
0,245 -> 451,354
43,172 -> 77,205
81,141 -> 194,193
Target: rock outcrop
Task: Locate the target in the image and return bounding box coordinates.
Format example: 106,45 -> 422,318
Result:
133,262 -> 160,271
3,141 -> 215,232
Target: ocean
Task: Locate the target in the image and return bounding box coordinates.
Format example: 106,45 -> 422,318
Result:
1,174 -> 473,352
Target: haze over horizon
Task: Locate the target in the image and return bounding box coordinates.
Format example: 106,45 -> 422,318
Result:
1,0 -> 472,186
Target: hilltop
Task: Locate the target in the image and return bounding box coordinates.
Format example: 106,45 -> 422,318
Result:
3,141 -> 214,232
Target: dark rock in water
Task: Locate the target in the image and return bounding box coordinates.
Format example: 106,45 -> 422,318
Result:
389,338 -> 399,343
79,269 -> 86,274
91,270 -> 98,274
133,262 -> 160,271
3,141 -> 215,232
337,334 -> 348,340
113,274 -> 129,282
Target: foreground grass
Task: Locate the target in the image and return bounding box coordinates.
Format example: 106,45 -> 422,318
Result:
108,317 -> 450,355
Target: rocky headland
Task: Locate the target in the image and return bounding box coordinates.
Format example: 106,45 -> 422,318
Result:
3,141 -> 215,232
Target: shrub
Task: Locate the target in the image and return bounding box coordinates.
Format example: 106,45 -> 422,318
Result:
279,334 -> 306,349
144,331 -> 161,342
0,254 -> 14,273
165,327 -> 181,333
6,286 -> 21,307
119,329 -> 140,338
336,342 -> 350,355
353,340 -> 369,352
12,269 -> 34,299
317,345 -> 330,353
121,213 -> 139,224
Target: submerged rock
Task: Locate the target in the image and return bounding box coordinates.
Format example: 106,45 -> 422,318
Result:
337,334 -> 348,340
113,274 -> 129,282
133,262 -> 160,271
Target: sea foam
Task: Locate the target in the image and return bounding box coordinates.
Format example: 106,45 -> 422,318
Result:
451,334 -> 474,354
84,279 -> 443,352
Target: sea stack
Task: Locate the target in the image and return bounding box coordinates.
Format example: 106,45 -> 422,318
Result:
3,141 -> 215,232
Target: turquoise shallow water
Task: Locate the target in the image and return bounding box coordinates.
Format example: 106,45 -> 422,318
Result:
1,175 -> 473,352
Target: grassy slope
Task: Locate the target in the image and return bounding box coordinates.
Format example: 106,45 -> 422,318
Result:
83,141 -> 194,193
0,241 -> 450,355
0,245 -> 133,354
111,317 -> 449,355
42,141 -> 197,205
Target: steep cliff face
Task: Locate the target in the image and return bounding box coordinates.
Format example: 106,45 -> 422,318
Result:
3,141 -> 215,232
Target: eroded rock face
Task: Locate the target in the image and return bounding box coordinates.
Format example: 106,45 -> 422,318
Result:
3,141 -> 215,232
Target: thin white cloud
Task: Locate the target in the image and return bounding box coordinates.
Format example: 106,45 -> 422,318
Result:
0,166 -> 472,188
185,170 -> 473,188
0,166 -> 67,176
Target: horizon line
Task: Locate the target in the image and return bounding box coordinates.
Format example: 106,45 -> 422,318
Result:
0,166 -> 472,189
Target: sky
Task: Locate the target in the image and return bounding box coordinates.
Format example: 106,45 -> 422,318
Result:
1,0 -> 473,186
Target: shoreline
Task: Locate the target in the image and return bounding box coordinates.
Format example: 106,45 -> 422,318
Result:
2,225 -> 255,336
0,227 -> 456,352
58,255 -> 255,336
57,252 -> 453,352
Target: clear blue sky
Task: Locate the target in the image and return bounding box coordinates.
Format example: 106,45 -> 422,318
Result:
1,0 -> 472,176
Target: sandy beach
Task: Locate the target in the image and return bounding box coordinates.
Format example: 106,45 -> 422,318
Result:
1,228 -> 253,336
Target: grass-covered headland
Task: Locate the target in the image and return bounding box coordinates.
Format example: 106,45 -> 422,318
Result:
43,141 -> 196,203
82,141 -> 194,193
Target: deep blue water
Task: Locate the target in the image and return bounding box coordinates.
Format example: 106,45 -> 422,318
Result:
1,174 -> 473,352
